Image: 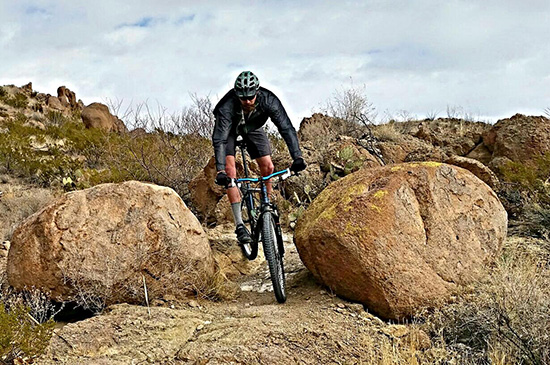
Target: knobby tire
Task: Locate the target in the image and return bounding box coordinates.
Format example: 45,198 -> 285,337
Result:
240,196 -> 258,260
262,212 -> 286,303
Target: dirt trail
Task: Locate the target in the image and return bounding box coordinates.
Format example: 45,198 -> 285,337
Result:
34,227 -> 421,364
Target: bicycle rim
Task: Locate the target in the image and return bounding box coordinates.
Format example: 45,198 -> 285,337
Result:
261,212 -> 286,303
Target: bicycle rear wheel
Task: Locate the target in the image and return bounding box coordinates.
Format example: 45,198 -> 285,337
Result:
261,211 -> 286,303
240,194 -> 259,260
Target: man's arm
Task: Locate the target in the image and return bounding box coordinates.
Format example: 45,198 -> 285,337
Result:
265,93 -> 303,161
212,106 -> 233,172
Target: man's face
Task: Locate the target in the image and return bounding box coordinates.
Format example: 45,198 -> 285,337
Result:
240,94 -> 257,112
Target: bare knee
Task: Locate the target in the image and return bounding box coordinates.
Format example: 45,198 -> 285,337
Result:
258,158 -> 274,176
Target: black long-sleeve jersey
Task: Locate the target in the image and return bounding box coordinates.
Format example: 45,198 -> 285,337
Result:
212,87 -> 302,171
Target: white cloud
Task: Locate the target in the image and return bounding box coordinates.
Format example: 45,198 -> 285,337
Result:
0,0 -> 549,126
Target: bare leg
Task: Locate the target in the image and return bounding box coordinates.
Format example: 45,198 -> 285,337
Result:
256,155 -> 275,196
225,155 -> 241,203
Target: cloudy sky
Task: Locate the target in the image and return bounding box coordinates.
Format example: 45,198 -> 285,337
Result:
1,0 -> 549,126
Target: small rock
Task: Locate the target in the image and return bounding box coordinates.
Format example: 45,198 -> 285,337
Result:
188,300 -> 199,308
337,303 -> 345,309
196,324 -> 204,331
348,303 -> 365,313
163,294 -> 177,301
150,299 -> 164,307
382,325 -> 409,338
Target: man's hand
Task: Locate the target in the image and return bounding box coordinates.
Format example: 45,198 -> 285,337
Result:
215,171 -> 231,187
290,157 -> 307,173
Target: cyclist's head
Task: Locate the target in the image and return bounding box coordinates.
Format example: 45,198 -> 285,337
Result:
234,71 -> 260,99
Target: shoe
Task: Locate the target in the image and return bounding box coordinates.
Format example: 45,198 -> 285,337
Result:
235,224 -> 252,244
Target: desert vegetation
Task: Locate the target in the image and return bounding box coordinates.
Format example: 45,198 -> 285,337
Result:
1,82 -> 550,363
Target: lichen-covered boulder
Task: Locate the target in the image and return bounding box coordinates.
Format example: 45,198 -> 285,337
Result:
295,162 -> 507,320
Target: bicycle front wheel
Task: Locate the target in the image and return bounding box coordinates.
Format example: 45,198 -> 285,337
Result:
240,195 -> 258,260
261,212 -> 286,303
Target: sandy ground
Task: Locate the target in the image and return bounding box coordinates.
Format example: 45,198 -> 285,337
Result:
29,228 -> 427,364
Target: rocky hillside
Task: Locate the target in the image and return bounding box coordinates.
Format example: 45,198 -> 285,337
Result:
1,82 -> 549,364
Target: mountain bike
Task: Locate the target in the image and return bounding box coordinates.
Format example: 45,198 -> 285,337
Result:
229,136 -> 294,303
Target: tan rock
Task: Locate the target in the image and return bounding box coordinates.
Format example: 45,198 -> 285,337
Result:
446,155 -> 500,189
46,95 -> 64,110
81,102 -> 128,133
7,181 -> 215,306
295,162 -> 507,320
57,86 -> 78,109
485,114 -> 550,172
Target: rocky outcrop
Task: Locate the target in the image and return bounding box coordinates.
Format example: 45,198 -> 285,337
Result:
392,118 -> 491,156
295,162 -> 507,320
57,86 -> 79,109
7,181 -> 215,307
81,102 -> 128,133
469,114 -> 550,175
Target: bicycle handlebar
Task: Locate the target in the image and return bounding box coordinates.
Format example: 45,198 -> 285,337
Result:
227,168 -> 294,188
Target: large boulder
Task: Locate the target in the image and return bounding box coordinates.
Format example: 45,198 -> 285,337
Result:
81,102 -> 128,133
295,162 -> 507,320
7,181 -> 215,307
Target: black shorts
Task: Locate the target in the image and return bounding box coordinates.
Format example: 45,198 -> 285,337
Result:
226,128 -> 272,160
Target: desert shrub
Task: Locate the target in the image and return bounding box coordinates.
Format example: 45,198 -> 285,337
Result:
421,237 -> 550,364
59,238 -> 224,313
0,87 -> 6,98
0,92 -> 28,109
499,154 -> 550,238
0,303 -> 55,363
0,286 -> 60,364
319,82 -> 376,133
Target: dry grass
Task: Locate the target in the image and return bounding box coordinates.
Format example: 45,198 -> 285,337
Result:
58,239 -> 234,313
372,122 -> 406,142
0,176 -> 58,241
420,236 -> 550,364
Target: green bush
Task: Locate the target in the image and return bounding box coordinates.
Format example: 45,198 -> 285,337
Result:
0,107 -> 212,204
0,303 -> 54,363
0,92 -> 28,109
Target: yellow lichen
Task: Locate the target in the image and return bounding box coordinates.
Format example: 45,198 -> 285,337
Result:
391,166 -> 402,172
345,221 -> 371,236
421,161 -> 442,168
373,190 -> 387,199
370,204 -> 382,213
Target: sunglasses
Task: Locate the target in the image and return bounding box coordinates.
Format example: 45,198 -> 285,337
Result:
239,94 -> 256,101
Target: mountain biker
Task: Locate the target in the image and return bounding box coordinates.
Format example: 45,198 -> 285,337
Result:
212,71 -> 306,244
